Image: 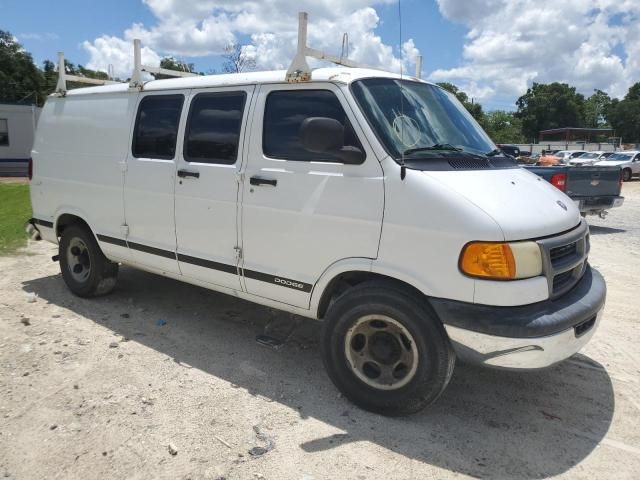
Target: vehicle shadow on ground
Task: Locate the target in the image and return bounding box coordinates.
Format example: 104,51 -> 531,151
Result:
23,268 -> 615,480
589,225 -> 626,235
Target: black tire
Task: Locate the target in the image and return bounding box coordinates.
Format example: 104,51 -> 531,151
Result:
59,224 -> 118,297
322,281 -> 455,416
623,168 -> 632,182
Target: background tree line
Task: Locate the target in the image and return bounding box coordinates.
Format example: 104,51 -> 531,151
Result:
437,80 -> 640,144
1,29 -> 638,143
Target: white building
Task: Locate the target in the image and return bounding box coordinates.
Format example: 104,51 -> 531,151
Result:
0,104 -> 41,176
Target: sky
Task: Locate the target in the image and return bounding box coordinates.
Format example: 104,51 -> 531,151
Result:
2,0 -> 639,111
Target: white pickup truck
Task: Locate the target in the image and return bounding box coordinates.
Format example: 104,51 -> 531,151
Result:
27,22 -> 606,415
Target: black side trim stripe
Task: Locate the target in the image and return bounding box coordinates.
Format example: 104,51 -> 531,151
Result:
32,218 -> 53,228
95,235 -> 311,292
127,241 -> 177,260
243,269 -> 313,293
177,253 -> 238,275
97,234 -> 127,248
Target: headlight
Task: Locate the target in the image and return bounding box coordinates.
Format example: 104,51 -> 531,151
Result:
459,241 -> 542,280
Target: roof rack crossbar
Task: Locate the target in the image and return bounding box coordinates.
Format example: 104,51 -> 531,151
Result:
129,39 -> 197,90
286,12 -> 385,82
55,52 -> 119,96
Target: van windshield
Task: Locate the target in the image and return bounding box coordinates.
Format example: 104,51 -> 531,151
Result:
351,78 -> 496,160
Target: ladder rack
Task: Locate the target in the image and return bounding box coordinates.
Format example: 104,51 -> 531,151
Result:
55,39 -> 198,96
55,52 -> 119,96
286,12 -> 422,82
129,39 -> 198,90
55,12 -> 423,95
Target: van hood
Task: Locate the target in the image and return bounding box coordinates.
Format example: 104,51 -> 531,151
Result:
422,168 -> 580,240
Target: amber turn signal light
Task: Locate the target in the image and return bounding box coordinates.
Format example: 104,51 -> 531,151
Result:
460,242 -> 516,280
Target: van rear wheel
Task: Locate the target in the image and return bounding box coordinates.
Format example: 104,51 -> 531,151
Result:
623,168 -> 632,182
59,224 -> 118,297
322,282 -> 455,416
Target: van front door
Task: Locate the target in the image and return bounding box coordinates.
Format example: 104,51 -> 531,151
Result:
240,84 -> 384,308
124,92 -> 187,274
174,86 -> 254,289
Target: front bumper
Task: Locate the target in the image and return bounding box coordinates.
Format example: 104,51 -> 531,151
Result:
430,267 -> 606,369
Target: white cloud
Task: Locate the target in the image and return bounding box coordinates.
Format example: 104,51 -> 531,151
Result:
82,0 -> 419,78
82,36 -> 160,79
431,0 -> 640,104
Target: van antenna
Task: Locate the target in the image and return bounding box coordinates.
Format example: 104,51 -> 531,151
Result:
341,33 -> 349,61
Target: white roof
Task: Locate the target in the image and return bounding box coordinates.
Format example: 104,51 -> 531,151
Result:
64,67 -> 426,97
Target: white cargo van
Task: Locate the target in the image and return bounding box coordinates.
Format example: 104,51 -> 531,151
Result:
28,18 -> 606,415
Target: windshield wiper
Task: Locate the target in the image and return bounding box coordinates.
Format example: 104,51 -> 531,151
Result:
484,149 -> 504,157
403,144 -> 462,156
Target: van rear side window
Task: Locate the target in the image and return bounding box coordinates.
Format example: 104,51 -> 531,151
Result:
0,119 -> 8,146
184,92 -> 246,164
132,95 -> 184,159
263,90 -> 364,163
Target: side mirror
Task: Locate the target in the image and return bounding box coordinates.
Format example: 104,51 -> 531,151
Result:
299,117 -> 364,164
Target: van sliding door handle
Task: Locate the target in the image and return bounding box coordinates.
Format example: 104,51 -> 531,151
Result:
250,176 -> 277,187
177,169 -> 200,179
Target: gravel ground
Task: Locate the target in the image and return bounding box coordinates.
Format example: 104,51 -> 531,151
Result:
1,183 -> 639,480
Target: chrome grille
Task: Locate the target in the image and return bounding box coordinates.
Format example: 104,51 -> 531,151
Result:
537,220 -> 590,298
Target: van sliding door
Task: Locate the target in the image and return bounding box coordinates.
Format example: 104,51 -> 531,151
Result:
174,86 -> 255,290
123,92 -> 189,274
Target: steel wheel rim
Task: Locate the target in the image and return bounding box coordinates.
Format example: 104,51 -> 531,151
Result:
344,314 -> 419,390
66,237 -> 91,283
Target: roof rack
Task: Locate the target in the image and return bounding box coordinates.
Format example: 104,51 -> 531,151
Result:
55,52 -> 119,96
55,39 -> 198,96
129,39 -> 198,90
286,12 -> 422,83
287,12 -> 382,82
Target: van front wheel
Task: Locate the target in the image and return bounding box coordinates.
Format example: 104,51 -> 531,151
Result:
322,282 -> 455,416
59,224 -> 118,297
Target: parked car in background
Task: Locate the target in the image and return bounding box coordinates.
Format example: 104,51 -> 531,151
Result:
525,164 -> 624,217
553,150 -> 589,164
497,144 -> 520,159
594,151 -> 640,181
569,151 -> 615,166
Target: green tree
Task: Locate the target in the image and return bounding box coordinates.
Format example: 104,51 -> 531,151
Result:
584,89 -> 611,128
481,111 -> 526,143
515,82 -> 586,140
0,30 -> 45,105
436,82 -> 485,122
607,83 -> 640,143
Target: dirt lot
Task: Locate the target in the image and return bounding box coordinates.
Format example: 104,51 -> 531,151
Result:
1,184 -> 639,480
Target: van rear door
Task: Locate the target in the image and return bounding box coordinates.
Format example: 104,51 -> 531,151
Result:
174,86 -> 254,289
124,92 -> 188,274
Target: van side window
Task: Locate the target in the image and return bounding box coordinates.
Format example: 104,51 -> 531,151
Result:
132,95 -> 184,159
184,92 -> 246,164
0,119 -> 8,146
263,90 -> 364,163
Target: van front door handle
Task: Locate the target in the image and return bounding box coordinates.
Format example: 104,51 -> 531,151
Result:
177,169 -> 200,179
250,176 -> 277,187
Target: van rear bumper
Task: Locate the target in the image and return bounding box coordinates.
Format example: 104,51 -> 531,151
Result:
430,267 -> 606,369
